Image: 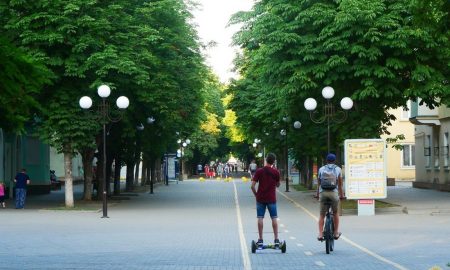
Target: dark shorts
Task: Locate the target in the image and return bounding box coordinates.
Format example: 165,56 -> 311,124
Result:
257,202 -> 278,219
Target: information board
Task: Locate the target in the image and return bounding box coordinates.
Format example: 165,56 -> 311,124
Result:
344,139 -> 387,199
168,156 -> 176,179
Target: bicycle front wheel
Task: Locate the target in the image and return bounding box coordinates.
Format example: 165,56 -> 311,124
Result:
324,215 -> 333,254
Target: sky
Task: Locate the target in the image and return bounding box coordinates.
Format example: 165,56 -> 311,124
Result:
191,0 -> 254,83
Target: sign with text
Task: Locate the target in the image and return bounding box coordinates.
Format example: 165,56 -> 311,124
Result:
344,139 -> 387,199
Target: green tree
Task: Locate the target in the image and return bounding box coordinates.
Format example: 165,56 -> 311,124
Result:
189,72 -> 227,167
0,0 -> 207,205
0,37 -> 52,132
230,0 -> 449,157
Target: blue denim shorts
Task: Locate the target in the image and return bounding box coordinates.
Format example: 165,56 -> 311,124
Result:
257,202 -> 278,219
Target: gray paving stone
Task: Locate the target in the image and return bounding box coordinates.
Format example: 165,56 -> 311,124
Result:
0,179 -> 448,270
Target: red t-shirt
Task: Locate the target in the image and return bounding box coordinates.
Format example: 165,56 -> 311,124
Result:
253,166 -> 280,203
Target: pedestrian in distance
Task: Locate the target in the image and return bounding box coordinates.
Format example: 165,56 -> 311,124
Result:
251,153 -> 281,248
249,159 -> 258,178
14,168 -> 30,209
223,163 -> 230,179
0,181 -> 6,208
217,162 -> 224,178
317,153 -> 344,241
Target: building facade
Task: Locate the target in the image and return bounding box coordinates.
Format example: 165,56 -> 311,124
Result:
410,100 -> 450,191
0,129 -> 51,197
50,147 -> 84,181
380,105 -> 416,181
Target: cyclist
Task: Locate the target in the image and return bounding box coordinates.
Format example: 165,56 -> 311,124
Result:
317,153 -> 344,241
251,153 -> 281,248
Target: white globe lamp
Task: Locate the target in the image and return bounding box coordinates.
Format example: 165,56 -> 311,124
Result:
136,123 -> 144,131
322,86 -> 335,99
304,98 -> 317,111
340,97 -> 353,110
97,85 -> 111,98
116,96 -> 129,109
79,96 -> 93,109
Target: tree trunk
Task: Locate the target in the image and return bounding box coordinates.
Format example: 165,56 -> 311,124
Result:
63,151 -> 74,207
155,157 -> 162,182
140,158 -> 147,186
134,155 -> 140,186
125,160 -> 134,191
299,156 -> 307,186
151,158 -> 156,184
147,163 -> 151,185
307,155 -> 314,190
106,153 -> 114,195
81,148 -> 95,201
113,157 -> 121,195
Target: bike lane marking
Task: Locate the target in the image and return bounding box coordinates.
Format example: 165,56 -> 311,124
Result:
233,180 -> 252,270
278,191 -> 409,270
315,261 -> 326,267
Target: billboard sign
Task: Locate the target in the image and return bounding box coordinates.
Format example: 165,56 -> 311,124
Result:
344,139 -> 387,199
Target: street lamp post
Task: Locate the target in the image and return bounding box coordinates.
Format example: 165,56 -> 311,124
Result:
177,138 -> 191,181
79,84 -> 129,218
280,119 -> 302,192
147,117 -> 156,194
304,86 -> 353,153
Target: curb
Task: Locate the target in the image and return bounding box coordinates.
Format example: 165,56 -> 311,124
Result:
402,207 -> 450,215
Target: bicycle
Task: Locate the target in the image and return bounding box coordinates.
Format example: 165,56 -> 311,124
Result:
320,201 -> 334,254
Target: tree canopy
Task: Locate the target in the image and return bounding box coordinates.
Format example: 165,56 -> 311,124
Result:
0,37 -> 52,133
229,0 -> 449,157
0,0 -> 219,204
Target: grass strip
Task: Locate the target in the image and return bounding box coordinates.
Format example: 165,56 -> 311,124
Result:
341,199 -> 398,209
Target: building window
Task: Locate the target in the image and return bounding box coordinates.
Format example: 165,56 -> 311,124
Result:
402,144 -> 415,167
425,135 -> 431,167
444,132 -> 449,167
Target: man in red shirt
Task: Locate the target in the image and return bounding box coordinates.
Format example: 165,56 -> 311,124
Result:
251,153 -> 281,247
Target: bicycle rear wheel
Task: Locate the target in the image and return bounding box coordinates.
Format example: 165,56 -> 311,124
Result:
330,220 -> 335,251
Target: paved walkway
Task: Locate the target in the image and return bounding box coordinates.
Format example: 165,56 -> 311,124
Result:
0,179 -> 448,270
381,181 -> 450,214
